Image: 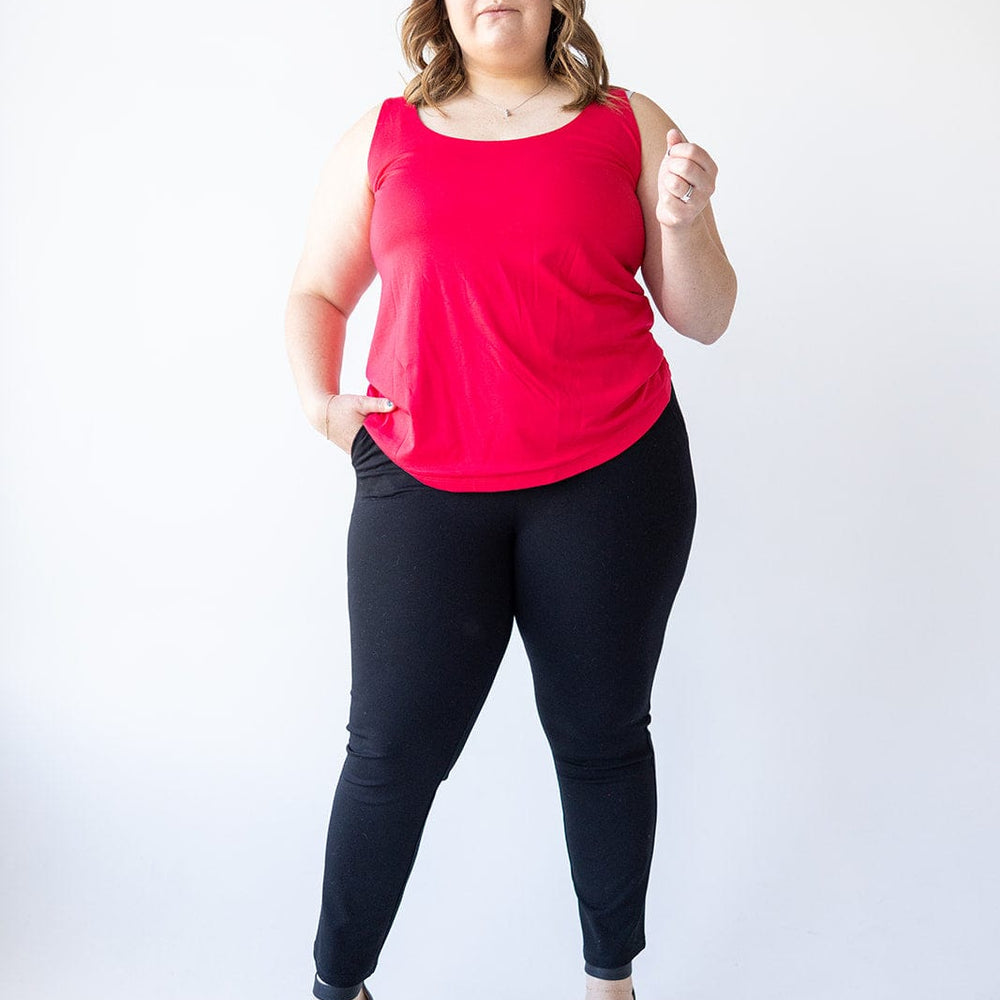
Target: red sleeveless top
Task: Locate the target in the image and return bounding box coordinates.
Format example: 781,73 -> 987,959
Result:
360,85 -> 672,491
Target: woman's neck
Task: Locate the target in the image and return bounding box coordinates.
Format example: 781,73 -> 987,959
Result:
462,62 -> 551,102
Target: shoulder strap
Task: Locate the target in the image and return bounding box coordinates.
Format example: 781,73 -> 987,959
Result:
368,97 -> 410,194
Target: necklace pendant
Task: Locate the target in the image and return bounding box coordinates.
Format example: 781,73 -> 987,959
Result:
502,108 -> 511,119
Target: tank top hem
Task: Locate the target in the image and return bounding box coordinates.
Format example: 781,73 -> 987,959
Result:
364,361 -> 672,493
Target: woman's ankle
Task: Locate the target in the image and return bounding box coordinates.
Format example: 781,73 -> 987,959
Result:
585,971 -> 633,994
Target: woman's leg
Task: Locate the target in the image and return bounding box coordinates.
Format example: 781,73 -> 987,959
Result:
511,389 -> 697,982
313,430 -> 517,998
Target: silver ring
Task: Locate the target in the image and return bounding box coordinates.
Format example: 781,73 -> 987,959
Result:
680,183 -> 694,203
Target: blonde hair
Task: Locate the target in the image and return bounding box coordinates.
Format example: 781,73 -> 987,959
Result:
399,0 -> 617,112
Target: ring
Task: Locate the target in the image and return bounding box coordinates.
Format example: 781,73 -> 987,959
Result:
680,183 -> 694,203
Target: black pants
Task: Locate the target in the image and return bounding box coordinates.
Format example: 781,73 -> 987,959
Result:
313,389 -> 697,999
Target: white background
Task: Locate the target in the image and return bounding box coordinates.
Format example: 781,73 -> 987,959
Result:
2,2 -> 998,998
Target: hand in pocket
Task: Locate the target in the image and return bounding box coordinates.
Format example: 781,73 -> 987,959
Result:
324,393 -> 395,454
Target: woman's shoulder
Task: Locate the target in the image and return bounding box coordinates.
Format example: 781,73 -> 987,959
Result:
616,88 -> 681,134
352,99 -> 394,135
332,97 -> 408,162
329,102 -> 381,154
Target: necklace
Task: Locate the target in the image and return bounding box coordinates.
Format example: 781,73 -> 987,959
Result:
466,78 -> 553,119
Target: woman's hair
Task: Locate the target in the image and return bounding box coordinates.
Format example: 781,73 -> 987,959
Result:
399,1 -> 615,112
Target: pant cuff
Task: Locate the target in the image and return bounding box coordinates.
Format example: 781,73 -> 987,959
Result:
313,972 -> 364,1000
584,960 -> 632,980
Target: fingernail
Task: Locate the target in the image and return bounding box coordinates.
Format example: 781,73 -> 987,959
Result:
384,399 -> 394,408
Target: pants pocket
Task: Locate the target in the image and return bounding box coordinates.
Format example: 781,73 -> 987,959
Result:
349,424 -> 371,464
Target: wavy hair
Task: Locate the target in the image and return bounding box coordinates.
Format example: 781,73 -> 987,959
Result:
399,1 -> 617,113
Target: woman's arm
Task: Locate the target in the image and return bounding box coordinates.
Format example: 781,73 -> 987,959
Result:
629,91 -> 737,345
284,104 -> 385,443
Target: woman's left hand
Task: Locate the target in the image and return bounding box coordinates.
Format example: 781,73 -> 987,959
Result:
656,127 -> 718,230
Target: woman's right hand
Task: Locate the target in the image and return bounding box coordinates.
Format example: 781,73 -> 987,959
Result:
324,393 -> 395,454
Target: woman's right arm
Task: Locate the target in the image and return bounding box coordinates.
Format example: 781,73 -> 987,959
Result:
284,103 -> 394,452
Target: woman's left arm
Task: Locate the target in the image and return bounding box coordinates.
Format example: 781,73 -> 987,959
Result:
629,91 -> 738,345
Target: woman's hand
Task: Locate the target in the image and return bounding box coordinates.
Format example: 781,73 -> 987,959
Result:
656,126 -> 718,231
324,393 -> 395,454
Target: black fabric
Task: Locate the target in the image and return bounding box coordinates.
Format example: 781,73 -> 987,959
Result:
313,388 -> 697,988
313,973 -> 370,1000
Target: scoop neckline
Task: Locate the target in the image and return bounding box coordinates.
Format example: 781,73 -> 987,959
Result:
409,93 -> 599,144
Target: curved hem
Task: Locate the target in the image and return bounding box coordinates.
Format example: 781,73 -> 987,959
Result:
366,370 -> 672,493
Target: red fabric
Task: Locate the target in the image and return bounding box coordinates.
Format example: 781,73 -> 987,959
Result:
360,85 -> 672,491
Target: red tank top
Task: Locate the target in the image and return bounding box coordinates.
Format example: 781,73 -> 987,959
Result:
360,85 -> 672,491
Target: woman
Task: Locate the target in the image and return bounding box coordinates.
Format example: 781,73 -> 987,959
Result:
284,2 -> 737,998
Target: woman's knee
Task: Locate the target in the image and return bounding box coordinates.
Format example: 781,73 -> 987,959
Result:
539,710 -> 655,778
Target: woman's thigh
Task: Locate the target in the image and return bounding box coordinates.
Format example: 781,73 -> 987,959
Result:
511,390 -> 698,744
345,429 -> 517,777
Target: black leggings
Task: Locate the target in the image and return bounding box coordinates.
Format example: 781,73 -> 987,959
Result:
313,389 -> 697,999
